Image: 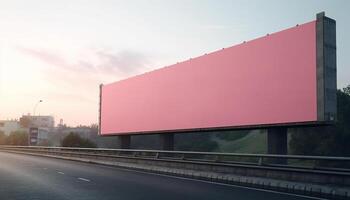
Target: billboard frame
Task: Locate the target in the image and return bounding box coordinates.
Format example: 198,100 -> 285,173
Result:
98,12 -> 336,136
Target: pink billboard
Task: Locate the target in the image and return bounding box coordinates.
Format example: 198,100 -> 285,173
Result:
100,21 -> 319,135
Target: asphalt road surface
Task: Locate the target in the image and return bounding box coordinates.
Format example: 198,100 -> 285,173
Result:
0,151 -> 320,200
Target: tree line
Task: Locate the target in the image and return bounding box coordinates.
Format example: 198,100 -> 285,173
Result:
289,85 -> 350,156
0,131 -> 28,145
0,131 -> 96,148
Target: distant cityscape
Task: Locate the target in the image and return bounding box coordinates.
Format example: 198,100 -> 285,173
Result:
0,114 -> 115,147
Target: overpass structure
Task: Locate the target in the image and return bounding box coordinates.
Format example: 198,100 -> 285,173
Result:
99,12 -> 337,155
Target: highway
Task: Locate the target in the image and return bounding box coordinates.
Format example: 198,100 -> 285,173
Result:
0,152 -> 319,200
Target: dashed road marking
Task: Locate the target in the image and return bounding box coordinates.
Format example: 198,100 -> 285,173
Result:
78,178 -> 91,182
57,171 -> 65,175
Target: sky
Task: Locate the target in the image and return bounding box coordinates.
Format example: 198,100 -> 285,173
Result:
0,0 -> 349,126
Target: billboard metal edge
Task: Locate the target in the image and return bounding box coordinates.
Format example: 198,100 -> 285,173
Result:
100,121 -> 333,137
316,12 -> 337,122
98,83 -> 103,135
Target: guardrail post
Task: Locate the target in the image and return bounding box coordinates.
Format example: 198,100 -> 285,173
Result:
258,157 -> 264,165
214,155 -> 220,162
155,152 -> 160,159
180,153 -> 185,160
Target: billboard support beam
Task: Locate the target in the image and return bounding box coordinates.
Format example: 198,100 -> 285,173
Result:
267,127 -> 287,164
118,135 -> 131,149
160,133 -> 174,150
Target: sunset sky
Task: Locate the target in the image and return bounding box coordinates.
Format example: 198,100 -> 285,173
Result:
0,0 -> 349,126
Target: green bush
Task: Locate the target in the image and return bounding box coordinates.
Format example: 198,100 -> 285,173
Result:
215,130 -> 249,141
0,131 -> 6,145
6,131 -> 28,145
175,132 -> 218,152
61,132 -> 96,148
290,85 -> 350,157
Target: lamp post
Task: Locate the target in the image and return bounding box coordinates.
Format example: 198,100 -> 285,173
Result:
33,100 -> 43,116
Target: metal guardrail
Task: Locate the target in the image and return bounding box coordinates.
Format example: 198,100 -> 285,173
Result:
1,145 -> 350,176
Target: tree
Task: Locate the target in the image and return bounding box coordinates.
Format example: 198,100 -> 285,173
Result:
290,85 -> 350,156
0,131 -> 6,145
19,116 -> 32,128
61,132 -> 96,148
6,131 -> 28,145
175,132 -> 218,152
343,85 -> 350,96
215,130 -> 249,141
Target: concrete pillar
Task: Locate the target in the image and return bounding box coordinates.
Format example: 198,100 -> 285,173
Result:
118,135 -> 131,149
267,127 -> 287,164
160,133 -> 174,150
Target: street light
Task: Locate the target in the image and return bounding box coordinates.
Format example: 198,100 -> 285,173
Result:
33,100 -> 43,116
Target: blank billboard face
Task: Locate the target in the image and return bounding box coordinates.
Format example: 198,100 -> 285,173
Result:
100,21 -> 319,135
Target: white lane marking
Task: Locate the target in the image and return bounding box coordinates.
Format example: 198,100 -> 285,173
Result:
78,177 -> 91,182
57,171 -> 65,175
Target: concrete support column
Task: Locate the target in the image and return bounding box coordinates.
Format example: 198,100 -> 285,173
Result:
160,133 -> 174,150
118,135 -> 131,149
267,127 -> 287,164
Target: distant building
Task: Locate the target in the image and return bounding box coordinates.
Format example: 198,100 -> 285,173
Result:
37,128 -> 50,145
19,115 -> 55,129
0,120 -> 25,135
18,115 -> 54,146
